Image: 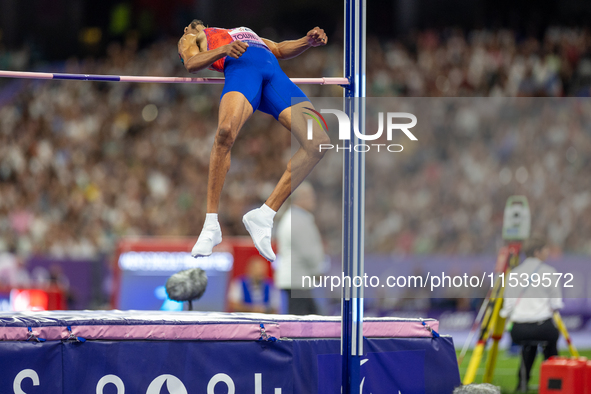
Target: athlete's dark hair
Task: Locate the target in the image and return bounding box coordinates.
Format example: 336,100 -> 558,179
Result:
179,19 -> 205,47
523,236 -> 547,258
191,19 -> 205,29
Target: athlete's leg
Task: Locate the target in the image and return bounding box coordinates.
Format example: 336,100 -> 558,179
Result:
241,55 -> 328,262
266,101 -> 330,210
242,101 -> 328,262
192,91 -> 253,257
207,91 -> 253,213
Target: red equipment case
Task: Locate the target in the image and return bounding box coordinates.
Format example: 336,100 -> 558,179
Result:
539,357 -> 587,394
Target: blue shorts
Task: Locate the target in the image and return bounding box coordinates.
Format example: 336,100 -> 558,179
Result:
222,47 -> 309,119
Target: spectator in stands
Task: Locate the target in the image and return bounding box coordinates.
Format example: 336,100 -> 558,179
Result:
0,246 -> 30,288
227,256 -> 280,314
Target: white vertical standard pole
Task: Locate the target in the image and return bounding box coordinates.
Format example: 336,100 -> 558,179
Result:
342,0 -> 366,392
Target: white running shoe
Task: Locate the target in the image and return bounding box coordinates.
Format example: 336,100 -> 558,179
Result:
242,208 -> 276,262
191,223 -> 222,257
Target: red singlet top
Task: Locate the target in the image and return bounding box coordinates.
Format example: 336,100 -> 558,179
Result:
204,27 -> 271,72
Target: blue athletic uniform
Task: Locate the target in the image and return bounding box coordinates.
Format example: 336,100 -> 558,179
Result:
203,27 -> 308,119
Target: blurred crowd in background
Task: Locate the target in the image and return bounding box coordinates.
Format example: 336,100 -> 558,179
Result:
1,27 -> 591,274
311,97 -> 591,257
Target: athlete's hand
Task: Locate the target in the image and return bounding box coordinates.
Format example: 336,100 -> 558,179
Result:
306,27 -> 327,47
225,41 -> 249,58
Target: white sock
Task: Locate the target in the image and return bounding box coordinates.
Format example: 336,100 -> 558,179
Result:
204,213 -> 219,227
260,204 -> 276,221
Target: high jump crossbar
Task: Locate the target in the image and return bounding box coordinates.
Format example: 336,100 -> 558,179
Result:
0,70 -> 349,86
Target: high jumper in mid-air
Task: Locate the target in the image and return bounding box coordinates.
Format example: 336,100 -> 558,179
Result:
178,20 -> 330,262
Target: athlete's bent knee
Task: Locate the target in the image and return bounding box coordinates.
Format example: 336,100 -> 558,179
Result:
308,133 -> 331,161
215,124 -> 235,150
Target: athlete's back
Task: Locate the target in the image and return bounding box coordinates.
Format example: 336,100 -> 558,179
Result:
204,27 -> 271,72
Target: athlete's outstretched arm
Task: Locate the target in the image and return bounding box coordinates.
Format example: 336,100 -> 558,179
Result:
262,27 -> 327,60
178,33 -> 249,73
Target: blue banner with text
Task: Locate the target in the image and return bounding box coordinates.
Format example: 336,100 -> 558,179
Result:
0,337 -> 459,393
